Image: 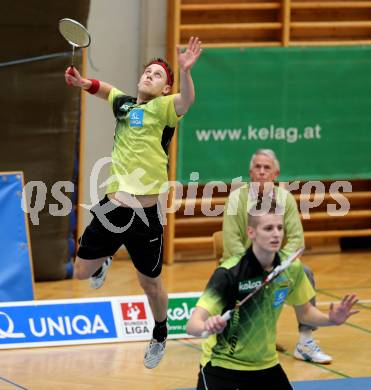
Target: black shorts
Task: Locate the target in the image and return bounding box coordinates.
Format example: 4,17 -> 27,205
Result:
197,362 -> 292,390
77,196 -> 164,278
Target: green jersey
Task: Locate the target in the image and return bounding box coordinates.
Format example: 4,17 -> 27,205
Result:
197,248 -> 315,371
106,88 -> 182,195
222,184 -> 304,261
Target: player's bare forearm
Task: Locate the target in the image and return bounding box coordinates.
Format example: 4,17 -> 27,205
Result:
174,70 -> 195,115
82,79 -> 113,100
186,318 -> 205,337
295,303 -> 334,327
186,307 -> 227,337
173,36 -> 202,116
186,307 -> 208,337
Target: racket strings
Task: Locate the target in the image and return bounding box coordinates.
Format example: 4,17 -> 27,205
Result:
59,20 -> 90,47
67,24 -> 89,46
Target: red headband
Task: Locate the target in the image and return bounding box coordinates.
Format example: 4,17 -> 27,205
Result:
149,61 -> 173,87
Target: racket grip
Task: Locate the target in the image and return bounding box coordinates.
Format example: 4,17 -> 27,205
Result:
200,310 -> 233,338
66,65 -> 75,86
221,310 -> 233,321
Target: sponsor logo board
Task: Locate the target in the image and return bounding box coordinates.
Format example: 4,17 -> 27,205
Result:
167,297 -> 198,336
0,293 -> 202,349
0,301 -> 116,347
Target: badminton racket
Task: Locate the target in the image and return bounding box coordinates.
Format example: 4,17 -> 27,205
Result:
59,18 -> 91,83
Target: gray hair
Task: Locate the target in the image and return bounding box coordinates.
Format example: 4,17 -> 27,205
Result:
249,149 -> 280,171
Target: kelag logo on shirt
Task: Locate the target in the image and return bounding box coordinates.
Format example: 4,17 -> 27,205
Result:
129,109 -> 144,127
239,278 -> 262,293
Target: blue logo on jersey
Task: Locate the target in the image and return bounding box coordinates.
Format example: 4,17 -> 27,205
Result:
273,287 -> 289,309
129,109 -> 144,127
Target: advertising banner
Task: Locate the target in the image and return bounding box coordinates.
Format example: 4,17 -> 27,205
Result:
167,295 -> 199,337
0,293 -> 201,349
177,46 -> 371,183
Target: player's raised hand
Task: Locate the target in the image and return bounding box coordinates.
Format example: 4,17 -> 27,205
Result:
65,66 -> 85,87
176,36 -> 202,72
329,293 -> 359,325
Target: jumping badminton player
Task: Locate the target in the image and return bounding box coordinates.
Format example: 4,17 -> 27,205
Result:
65,37 -> 202,369
186,199 -> 358,389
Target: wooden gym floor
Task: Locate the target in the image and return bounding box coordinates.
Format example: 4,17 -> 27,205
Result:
1,250 -> 370,390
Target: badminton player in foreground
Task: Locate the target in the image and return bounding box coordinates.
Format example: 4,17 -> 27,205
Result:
186,199 -> 359,389
65,37 -> 202,369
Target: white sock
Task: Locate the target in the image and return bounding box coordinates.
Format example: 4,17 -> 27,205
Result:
299,330 -> 313,344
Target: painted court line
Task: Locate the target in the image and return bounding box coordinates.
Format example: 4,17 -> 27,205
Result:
173,338 -> 202,352
292,377 -> 371,390
174,339 -> 352,380
175,336 -> 354,379
176,340 -> 350,378
317,290 -> 371,313
280,350 -> 350,378
315,298 -> 371,306
314,286 -> 371,291
176,377 -> 371,390
0,376 -> 28,390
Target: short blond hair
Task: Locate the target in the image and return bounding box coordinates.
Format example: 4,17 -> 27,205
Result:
247,198 -> 284,228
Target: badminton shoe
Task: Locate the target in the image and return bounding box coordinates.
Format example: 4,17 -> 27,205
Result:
144,339 -> 166,369
294,339 -> 332,364
90,257 -> 112,289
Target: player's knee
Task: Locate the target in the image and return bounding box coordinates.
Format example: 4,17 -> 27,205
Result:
140,278 -> 161,297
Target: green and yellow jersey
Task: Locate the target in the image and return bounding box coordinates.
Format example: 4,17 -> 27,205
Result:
222,184 -> 304,260
106,87 -> 182,195
197,248 -> 315,371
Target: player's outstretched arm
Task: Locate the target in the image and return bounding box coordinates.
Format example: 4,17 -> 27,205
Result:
64,66 -> 113,100
295,293 -> 359,327
186,307 -> 227,337
173,36 -> 202,116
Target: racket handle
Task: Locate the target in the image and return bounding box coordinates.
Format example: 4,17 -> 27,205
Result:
66,65 -> 75,86
221,310 -> 233,321
200,310 -> 233,338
